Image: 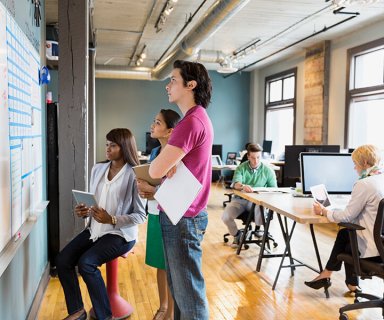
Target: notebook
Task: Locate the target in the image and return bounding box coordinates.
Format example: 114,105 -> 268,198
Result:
133,163 -> 162,186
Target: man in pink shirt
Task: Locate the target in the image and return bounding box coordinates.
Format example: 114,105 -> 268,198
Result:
149,60 -> 213,320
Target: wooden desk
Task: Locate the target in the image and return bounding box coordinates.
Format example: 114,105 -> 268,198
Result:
233,189 -> 349,297
212,164 -> 237,171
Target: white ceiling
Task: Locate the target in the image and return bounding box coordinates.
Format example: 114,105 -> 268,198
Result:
45,0 -> 384,77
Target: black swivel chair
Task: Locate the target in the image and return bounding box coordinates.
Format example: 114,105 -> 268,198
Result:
337,198 -> 384,320
223,204 -> 278,253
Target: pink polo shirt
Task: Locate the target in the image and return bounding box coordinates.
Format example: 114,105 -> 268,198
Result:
168,105 -> 214,218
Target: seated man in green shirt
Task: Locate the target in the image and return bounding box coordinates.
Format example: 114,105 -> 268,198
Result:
221,143 -> 277,245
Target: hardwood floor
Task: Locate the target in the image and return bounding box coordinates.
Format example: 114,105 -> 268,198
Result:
38,184 -> 382,320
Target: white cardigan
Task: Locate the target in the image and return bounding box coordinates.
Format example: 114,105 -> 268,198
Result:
328,174 -> 384,258
88,162 -> 146,242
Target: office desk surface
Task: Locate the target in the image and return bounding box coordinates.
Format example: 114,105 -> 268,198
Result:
212,164 -> 237,171
213,163 -> 280,171
233,190 -> 344,224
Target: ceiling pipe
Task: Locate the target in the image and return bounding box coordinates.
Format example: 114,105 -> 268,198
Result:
95,49 -> 227,79
95,0 -> 249,80
152,0 -> 250,80
95,66 -> 152,80
196,50 -> 226,64
154,0 -> 208,67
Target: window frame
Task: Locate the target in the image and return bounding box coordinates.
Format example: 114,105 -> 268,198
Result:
345,37 -> 384,148
264,67 -> 297,144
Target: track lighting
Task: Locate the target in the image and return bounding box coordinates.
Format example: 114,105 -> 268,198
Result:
155,0 -> 178,33
135,45 -> 147,66
232,39 -> 260,61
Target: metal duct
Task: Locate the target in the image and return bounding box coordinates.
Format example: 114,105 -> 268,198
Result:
152,0 -> 250,80
95,66 -> 152,80
95,0 -> 249,80
95,50 -> 227,79
196,50 -> 226,64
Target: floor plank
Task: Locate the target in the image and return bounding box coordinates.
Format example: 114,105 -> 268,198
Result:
37,184 -> 382,319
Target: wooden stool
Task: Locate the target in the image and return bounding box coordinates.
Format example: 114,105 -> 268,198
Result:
90,250 -> 134,319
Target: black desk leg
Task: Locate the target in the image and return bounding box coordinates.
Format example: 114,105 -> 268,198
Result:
236,203 -> 255,255
284,216 -> 296,274
255,207 -> 272,272
277,215 -> 296,275
309,224 -> 330,298
272,215 -> 296,290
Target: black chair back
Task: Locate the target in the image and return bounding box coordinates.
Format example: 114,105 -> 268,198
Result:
374,198 -> 384,263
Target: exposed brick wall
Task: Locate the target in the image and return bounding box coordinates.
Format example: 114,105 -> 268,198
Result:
304,41 -> 330,144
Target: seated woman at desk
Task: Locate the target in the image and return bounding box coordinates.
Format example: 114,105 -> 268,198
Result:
305,144 -> 384,293
56,128 -> 146,320
221,143 -> 277,245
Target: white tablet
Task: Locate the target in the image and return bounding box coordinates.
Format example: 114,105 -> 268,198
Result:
72,190 -> 98,207
310,184 -> 331,207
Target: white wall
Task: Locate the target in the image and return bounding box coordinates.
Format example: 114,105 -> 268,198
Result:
250,19 -> 384,147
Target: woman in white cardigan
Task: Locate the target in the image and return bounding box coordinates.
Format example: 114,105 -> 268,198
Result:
56,128 -> 146,320
305,144 -> 384,293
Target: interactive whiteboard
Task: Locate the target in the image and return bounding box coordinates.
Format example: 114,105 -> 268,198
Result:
0,2 -> 43,254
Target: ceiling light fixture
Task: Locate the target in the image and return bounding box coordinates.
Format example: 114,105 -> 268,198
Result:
217,60 -> 238,74
232,38 -> 261,61
135,45 -> 147,66
155,0 -> 178,33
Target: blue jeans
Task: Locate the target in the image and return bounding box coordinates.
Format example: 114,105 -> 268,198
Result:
160,211 -> 209,320
55,229 -> 135,320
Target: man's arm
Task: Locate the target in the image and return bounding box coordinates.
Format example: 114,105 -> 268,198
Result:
231,166 -> 247,191
149,144 -> 185,178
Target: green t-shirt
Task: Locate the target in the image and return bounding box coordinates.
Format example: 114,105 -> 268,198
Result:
232,161 -> 277,188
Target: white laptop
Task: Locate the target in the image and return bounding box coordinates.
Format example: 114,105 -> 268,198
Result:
211,155 -> 223,166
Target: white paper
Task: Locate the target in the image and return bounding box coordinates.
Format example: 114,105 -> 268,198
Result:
252,187 -> 290,193
154,161 -> 202,225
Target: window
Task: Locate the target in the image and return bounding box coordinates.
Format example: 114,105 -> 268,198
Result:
265,68 -> 296,158
346,38 -> 384,150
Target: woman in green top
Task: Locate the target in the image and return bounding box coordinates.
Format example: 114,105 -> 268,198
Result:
137,109 -> 180,320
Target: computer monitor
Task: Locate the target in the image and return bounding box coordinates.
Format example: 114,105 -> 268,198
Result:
300,152 -> 358,194
226,152 -> 237,165
145,132 -> 160,155
283,145 -> 340,187
211,155 -> 223,166
262,140 -> 272,154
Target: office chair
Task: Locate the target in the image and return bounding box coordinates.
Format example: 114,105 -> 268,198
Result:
337,198 -> 384,320
223,206 -> 278,253
223,190 -> 233,207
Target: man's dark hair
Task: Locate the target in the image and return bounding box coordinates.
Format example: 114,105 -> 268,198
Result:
247,143 -> 263,154
173,60 -> 212,108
